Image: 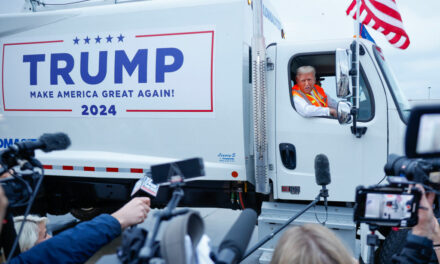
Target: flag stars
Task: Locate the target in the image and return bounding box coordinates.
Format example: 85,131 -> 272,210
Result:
117,34 -> 125,42
72,34 -> 125,45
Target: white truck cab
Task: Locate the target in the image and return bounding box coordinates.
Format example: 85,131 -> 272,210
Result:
271,39 -> 408,202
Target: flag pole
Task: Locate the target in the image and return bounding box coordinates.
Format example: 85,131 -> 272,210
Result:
355,0 -> 360,110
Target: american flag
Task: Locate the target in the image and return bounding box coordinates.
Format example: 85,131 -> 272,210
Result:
359,24 -> 376,44
346,0 -> 410,49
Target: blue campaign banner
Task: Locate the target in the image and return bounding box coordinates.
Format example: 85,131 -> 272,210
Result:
2,28 -> 215,117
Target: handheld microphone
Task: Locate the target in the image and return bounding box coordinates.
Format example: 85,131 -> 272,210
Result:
216,209 -> 257,264
314,154 -> 331,212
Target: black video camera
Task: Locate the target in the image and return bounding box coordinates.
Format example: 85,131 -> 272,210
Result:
0,133 -> 70,261
383,105 -> 440,188
0,171 -> 41,208
0,133 -> 70,207
354,105 -> 440,227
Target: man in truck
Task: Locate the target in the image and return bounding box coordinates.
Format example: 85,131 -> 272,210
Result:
292,66 -> 338,118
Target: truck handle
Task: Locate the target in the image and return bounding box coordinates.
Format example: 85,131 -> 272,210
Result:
279,143 -> 296,170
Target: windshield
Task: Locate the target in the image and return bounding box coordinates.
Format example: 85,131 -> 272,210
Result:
373,45 -> 411,123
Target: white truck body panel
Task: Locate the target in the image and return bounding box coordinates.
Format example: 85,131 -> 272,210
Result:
0,0 -> 282,183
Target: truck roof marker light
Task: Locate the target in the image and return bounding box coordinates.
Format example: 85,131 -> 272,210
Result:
247,0 -> 252,6
232,171 -> 239,178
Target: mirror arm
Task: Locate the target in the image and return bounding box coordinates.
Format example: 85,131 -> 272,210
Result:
350,108 -> 367,138
348,41 -> 367,138
351,126 -> 367,138
349,68 -> 357,76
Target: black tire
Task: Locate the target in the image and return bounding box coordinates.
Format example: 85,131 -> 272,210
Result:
70,204 -> 121,221
71,207 -> 106,221
377,229 -> 409,264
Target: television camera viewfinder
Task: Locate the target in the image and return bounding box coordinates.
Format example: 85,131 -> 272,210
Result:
354,187 -> 421,227
406,105 -> 440,158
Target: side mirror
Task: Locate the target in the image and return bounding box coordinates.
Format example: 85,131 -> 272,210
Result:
337,101 -> 352,125
335,48 -> 352,99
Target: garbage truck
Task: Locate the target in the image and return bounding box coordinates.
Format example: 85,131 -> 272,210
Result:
0,0 -> 410,260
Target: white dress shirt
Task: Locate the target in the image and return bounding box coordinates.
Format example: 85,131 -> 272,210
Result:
293,93 -> 338,118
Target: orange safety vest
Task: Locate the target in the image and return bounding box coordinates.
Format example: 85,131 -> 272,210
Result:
292,84 -> 328,107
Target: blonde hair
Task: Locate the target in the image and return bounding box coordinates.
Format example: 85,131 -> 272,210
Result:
13,215 -> 48,252
270,224 -> 354,264
296,65 -> 316,77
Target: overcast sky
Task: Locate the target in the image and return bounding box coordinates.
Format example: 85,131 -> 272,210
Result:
1,0 -> 438,100
274,0 -> 440,101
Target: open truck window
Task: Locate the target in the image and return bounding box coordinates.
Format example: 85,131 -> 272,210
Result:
289,53 -> 374,122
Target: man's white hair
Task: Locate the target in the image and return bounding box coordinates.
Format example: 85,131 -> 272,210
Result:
13,215 -> 48,252
296,66 -> 316,77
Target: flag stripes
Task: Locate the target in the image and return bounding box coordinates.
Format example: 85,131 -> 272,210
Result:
346,0 -> 410,49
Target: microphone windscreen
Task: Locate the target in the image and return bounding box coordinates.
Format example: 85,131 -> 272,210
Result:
218,209 -> 257,261
314,154 -> 331,186
39,133 -> 71,152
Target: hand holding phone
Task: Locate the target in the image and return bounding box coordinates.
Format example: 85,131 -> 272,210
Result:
412,184 -> 439,242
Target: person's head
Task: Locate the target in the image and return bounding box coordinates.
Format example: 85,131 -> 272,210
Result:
14,215 -> 51,252
295,66 -> 316,94
270,224 -> 354,264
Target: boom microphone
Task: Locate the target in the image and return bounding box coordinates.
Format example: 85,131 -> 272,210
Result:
315,154 -> 331,186
10,133 -> 70,154
216,209 -> 257,264
314,154 -> 330,225
0,133 -> 71,169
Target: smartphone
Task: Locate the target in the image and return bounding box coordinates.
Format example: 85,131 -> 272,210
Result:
354,186 -> 422,227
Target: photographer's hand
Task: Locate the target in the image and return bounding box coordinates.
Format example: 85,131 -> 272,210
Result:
410,185 -> 440,263
412,185 -> 437,240
111,197 -> 151,229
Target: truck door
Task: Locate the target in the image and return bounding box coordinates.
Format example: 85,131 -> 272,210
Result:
274,44 -> 388,202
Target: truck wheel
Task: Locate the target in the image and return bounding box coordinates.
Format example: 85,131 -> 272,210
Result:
70,206 -> 120,221
377,229 -> 409,264
71,207 -> 104,221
